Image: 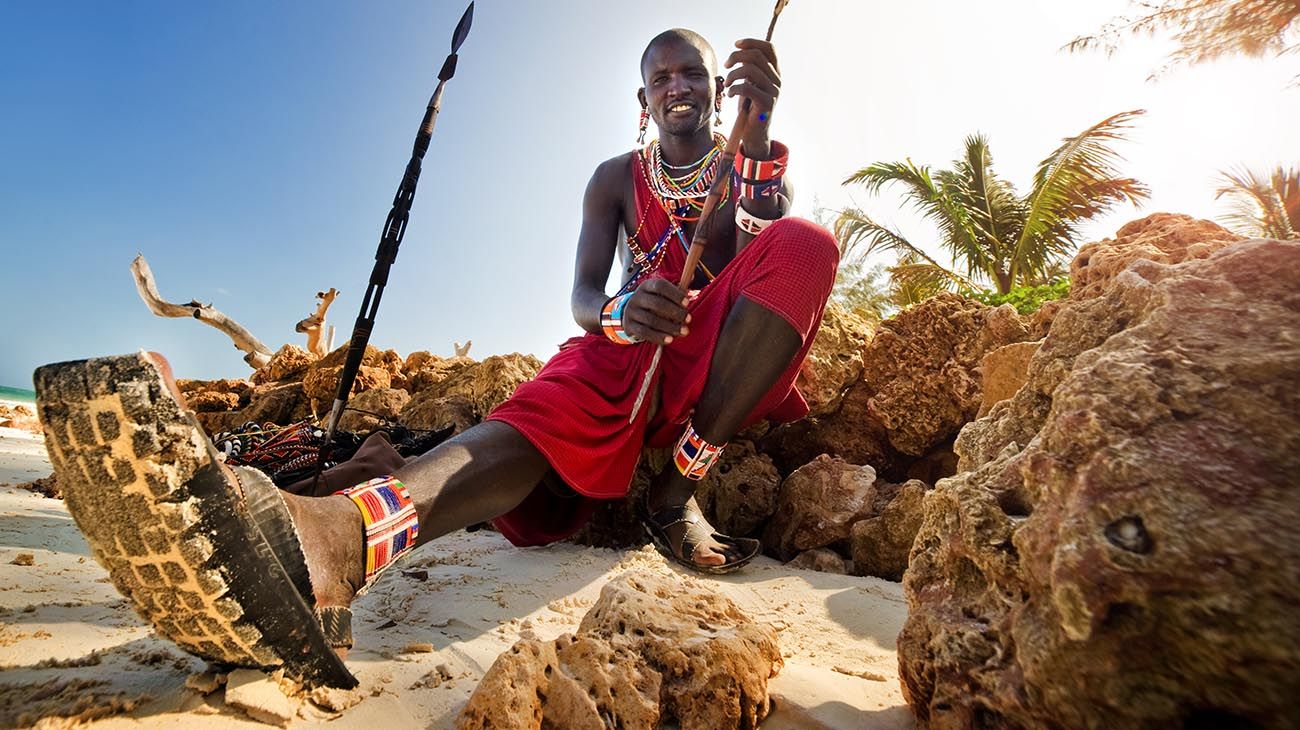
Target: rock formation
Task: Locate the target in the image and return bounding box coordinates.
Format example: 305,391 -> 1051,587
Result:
762,293 -> 1030,478
796,301 -> 872,417
456,570 -> 781,730
898,225 -> 1300,727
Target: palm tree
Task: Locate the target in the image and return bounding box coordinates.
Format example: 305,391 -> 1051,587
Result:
1067,0 -> 1300,86
835,110 -> 1150,296
1215,165 -> 1300,240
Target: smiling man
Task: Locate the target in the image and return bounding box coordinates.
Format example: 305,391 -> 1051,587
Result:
33,28 -> 838,685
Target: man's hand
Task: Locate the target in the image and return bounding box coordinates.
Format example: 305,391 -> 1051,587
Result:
724,39 -> 781,156
624,278 -> 691,345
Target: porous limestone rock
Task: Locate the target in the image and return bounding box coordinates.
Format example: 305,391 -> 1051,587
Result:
786,547 -> 847,574
457,570 -> 781,730
0,404 -> 41,433
762,456 -> 878,561
695,440 -> 781,538
977,340 -> 1041,417
762,294 -> 1029,476
417,353 -> 543,418
408,357 -> 474,394
403,350 -> 438,373
848,479 -> 927,582
898,236 -> 1300,728
336,387 -> 411,433
241,381 -> 309,426
301,364 -> 391,403
399,392 -> 479,436
1069,212 -> 1241,301
251,344 -> 316,384
796,301 -> 872,417
175,378 -> 252,413
861,293 -> 1029,458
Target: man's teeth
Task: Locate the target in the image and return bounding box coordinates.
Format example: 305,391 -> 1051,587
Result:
670,105 -> 692,112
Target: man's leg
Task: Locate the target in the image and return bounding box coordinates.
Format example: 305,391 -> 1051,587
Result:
645,296 -> 802,566
284,421 -> 551,612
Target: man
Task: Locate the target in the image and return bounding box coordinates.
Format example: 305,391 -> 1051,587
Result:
34,29 -> 838,686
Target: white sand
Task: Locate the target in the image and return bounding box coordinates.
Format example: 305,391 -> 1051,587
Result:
0,427 -> 913,729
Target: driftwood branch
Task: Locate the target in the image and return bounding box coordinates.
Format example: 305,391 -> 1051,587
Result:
131,253 -> 274,369
454,340 -> 472,357
295,288 -> 339,358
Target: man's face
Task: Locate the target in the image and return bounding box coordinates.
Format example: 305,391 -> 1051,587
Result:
639,40 -> 719,139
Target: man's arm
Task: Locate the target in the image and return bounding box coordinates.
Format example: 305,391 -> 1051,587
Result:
571,156 -> 626,334
572,154 -> 690,344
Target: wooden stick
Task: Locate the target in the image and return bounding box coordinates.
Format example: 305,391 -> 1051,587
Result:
296,287 -> 339,358
130,253 -> 274,369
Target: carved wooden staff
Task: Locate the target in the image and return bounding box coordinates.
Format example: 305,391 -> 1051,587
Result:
312,3 -> 474,485
630,0 -> 791,422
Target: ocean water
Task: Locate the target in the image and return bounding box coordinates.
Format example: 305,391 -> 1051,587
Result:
0,385 -> 36,404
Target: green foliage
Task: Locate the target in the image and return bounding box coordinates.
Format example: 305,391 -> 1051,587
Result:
835,111 -> 1149,297
1215,165 -> 1300,240
832,260 -> 896,324
971,279 -> 1070,314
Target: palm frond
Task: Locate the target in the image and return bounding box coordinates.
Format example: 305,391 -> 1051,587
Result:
886,254 -> 962,307
1014,109 -> 1151,283
1215,164 -> 1300,239
844,160 -> 985,274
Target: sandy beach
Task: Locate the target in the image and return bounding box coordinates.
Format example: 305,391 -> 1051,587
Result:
0,421 -> 913,729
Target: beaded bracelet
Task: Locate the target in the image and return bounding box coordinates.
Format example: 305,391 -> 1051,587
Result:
735,140 -> 789,181
736,201 -> 782,235
673,422 -> 726,480
600,292 -> 640,344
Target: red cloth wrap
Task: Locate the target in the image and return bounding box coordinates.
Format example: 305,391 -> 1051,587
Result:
487,153 -> 838,545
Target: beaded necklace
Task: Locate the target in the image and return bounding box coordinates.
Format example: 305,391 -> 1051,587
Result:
621,146 -> 720,297
643,133 -> 731,219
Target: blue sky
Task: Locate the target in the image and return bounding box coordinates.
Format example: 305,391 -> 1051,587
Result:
2,1 -> 1297,388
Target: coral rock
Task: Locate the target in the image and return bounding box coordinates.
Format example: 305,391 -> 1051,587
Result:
898,235 -> 1300,728
1069,212 -> 1241,301
301,364 -> 391,403
408,358 -> 474,394
762,456 -> 878,561
458,570 -> 781,730
337,387 -> 411,433
786,547 -> 847,574
848,479 -> 927,581
399,392 -> 479,436
696,441 -> 781,537
797,302 -> 872,417
251,344 -> 316,384
404,350 -> 439,373
241,382 -> 310,426
762,294 -> 1029,475
977,340 -> 1041,417
0,404 -> 41,433
175,379 -> 252,413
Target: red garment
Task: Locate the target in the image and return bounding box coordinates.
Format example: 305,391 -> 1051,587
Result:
487,153 -> 838,545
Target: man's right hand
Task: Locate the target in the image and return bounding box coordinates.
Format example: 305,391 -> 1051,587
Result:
623,278 -> 692,345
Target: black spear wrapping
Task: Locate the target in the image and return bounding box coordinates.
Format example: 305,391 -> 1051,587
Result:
313,2 -> 474,486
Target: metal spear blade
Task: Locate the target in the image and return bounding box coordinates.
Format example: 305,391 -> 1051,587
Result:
451,3 -> 474,53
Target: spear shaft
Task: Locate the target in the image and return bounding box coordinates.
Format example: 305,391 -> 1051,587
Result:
312,3 -> 474,486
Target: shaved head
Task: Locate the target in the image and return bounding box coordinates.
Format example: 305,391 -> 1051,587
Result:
640,28 -> 717,82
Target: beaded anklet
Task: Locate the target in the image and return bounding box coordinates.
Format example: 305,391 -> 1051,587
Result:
601,292 -> 640,344
338,476 -> 420,586
673,423 -> 726,481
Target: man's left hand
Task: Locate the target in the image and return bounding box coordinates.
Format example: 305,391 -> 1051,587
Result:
724,39 -> 780,155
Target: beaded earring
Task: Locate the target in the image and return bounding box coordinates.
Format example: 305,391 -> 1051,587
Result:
714,96 -> 722,127
637,106 -> 649,144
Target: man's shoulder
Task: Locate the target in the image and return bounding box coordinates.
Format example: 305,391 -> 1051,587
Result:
591,150 -> 636,182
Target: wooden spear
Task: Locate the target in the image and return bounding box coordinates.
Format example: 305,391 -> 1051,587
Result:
630,0 -> 791,422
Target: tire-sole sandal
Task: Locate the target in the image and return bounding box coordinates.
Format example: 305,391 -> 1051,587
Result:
637,494 -> 761,575
34,352 -> 357,689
